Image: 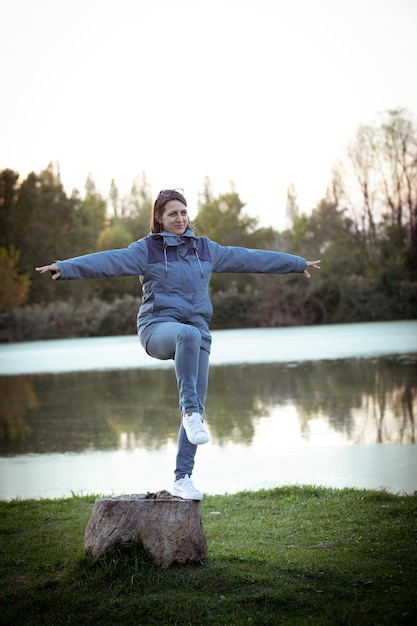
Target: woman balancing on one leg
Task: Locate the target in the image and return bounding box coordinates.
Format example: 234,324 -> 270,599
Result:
36,188 -> 321,500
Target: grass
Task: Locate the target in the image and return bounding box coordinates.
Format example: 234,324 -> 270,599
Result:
0,486 -> 416,625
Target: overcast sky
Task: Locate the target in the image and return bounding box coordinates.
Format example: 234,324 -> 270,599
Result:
2,0 -> 417,230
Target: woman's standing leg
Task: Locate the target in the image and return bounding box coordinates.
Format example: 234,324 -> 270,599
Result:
174,345 -> 210,479
144,323 -> 210,498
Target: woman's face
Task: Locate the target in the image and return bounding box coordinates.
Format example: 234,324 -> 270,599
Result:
160,200 -> 189,234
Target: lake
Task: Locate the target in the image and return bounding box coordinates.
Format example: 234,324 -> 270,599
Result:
0,321 -> 416,499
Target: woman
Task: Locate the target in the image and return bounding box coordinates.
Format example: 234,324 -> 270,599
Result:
36,188 -> 321,500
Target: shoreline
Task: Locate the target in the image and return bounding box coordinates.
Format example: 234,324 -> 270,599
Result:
1,320 -> 417,376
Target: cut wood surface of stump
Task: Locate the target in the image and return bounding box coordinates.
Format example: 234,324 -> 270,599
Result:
84,491 -> 208,568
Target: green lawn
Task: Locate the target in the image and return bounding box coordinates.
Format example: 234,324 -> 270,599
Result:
1,486 -> 416,625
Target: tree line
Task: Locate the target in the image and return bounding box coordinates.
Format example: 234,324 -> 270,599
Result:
1,108 -> 416,341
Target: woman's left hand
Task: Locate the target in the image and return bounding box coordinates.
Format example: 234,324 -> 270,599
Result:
304,260 -> 321,278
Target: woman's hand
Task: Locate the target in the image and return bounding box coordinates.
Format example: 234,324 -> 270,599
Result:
35,263 -> 61,280
303,260 -> 321,278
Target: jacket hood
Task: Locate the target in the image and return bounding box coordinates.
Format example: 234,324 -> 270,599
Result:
149,228 -> 202,276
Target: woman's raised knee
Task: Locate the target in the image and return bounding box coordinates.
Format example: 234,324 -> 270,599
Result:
178,325 -> 201,346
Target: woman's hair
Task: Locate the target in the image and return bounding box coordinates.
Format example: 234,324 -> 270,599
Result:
150,189 -> 194,233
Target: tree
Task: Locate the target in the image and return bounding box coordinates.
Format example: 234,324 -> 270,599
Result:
109,179 -> 121,218
8,163 -> 98,303
195,184 -> 262,293
0,247 -> 30,310
11,164 -> 73,301
96,223 -> 133,251
285,182 -> 299,226
330,108 -> 417,275
195,179 -> 279,250
0,169 -> 20,248
120,171 -> 153,240
82,174 -> 107,246
195,185 -> 258,247
276,199 -> 365,323
379,108 -> 417,232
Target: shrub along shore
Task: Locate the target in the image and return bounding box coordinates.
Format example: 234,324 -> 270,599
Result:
1,486 -> 416,625
3,281 -> 417,344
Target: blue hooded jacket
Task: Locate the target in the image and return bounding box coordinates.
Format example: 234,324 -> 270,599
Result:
56,229 -> 306,352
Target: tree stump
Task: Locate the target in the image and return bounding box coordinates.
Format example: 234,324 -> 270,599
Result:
84,491 -> 208,568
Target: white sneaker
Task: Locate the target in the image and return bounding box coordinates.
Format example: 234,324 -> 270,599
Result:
171,474 -> 203,500
182,412 -> 209,445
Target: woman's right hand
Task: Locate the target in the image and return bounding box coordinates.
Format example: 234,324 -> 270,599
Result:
35,263 -> 61,280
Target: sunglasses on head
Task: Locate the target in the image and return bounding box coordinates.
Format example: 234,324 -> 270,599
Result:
159,188 -> 185,198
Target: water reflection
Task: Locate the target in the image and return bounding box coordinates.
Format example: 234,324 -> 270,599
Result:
1,355 -> 415,457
